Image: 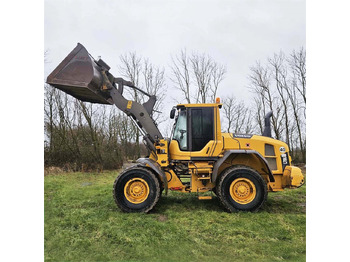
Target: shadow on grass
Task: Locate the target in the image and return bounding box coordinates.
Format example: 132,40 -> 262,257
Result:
146,189 -> 306,215
153,194 -> 223,213
263,191 -> 306,214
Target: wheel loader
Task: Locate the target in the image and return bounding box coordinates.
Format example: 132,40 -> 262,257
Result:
46,43 -> 304,213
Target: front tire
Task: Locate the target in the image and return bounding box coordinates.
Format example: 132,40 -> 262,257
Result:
217,166 -> 267,212
113,166 -> 160,213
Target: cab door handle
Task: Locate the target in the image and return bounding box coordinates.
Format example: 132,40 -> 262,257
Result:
206,147 -> 210,154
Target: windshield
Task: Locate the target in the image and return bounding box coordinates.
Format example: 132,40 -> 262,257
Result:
172,109 -> 187,150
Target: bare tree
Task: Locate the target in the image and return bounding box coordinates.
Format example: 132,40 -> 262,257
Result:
285,76 -> 306,162
119,52 -> 142,102
289,48 -> 306,105
142,59 -> 166,122
79,102 -> 103,164
222,95 -> 255,134
253,96 -> 265,134
269,52 -> 291,148
233,101 -> 249,134
118,52 -> 166,158
249,62 -> 283,140
249,48 -> 306,163
44,84 -> 55,155
170,49 -> 191,103
287,48 -> 306,162
191,53 -> 213,103
243,109 -> 255,134
222,95 -> 236,133
211,63 -> 226,102
170,50 -> 226,104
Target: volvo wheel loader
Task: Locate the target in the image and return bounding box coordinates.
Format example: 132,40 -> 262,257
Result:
47,43 -> 304,213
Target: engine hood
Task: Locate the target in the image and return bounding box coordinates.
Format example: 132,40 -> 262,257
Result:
222,133 -> 289,153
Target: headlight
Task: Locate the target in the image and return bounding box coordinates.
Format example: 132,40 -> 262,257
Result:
279,146 -> 286,153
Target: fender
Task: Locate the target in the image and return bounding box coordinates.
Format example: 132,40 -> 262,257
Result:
136,158 -> 168,194
211,150 -> 275,183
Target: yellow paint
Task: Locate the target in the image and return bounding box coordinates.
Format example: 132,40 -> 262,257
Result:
150,102 -> 304,194
229,178 -> 256,204
166,169 -> 186,191
169,140 -> 191,160
127,100 -> 133,109
169,104 -> 223,160
190,106 -> 223,158
124,178 -> 149,204
267,174 -> 284,191
177,103 -> 222,108
282,166 -> 304,188
217,153 -> 270,184
190,168 -> 215,192
198,196 -> 212,200
155,139 -> 169,167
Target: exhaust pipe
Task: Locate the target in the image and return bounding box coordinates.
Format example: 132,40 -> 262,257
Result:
262,111 -> 273,138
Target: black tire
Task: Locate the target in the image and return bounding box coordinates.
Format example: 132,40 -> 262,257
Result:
113,166 -> 160,213
217,165 -> 267,212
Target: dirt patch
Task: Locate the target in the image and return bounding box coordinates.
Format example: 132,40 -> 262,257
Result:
44,166 -> 64,175
271,195 -> 284,200
157,215 -> 168,222
297,202 -> 306,211
81,182 -> 93,187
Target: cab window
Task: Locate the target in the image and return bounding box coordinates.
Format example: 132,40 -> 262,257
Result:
191,107 -> 214,151
173,109 -> 187,150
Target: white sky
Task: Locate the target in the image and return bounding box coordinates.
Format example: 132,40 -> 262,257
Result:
45,0 -> 305,105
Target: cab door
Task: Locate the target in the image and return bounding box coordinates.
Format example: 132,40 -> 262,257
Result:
169,108 -> 191,160
189,107 -> 214,153
169,106 -> 222,160
189,106 -> 224,159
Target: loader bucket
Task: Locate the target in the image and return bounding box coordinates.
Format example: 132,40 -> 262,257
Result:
46,43 -> 111,104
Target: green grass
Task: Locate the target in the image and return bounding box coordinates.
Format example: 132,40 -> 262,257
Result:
45,171 -> 306,262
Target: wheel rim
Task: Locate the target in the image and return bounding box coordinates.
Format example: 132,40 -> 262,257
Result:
124,178 -> 150,204
229,178 -> 256,204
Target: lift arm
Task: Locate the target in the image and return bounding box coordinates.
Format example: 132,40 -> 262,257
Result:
46,43 -> 163,151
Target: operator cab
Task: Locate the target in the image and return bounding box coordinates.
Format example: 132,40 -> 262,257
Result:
169,103 -> 222,160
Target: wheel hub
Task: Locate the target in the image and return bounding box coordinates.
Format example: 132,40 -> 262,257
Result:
237,185 -> 248,195
230,178 -> 256,204
124,178 -> 150,204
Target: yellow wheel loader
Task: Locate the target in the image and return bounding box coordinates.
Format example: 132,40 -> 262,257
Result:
47,43 -> 304,213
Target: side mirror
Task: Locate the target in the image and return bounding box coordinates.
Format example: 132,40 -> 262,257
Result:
170,108 -> 176,119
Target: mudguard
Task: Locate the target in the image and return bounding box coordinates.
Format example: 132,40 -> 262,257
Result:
136,158 -> 168,194
212,150 -> 275,183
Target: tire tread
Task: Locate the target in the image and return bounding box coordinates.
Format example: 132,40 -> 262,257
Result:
113,166 -> 161,213
217,165 -> 267,212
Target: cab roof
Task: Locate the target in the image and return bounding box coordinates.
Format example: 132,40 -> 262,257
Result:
176,103 -> 222,109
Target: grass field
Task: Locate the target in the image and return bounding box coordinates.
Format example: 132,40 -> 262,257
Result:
44,170 -> 306,262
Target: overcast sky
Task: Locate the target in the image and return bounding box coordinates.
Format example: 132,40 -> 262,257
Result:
45,0 -> 305,132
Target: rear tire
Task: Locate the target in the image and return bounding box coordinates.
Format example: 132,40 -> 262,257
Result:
113,166 -> 160,213
217,166 -> 267,212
